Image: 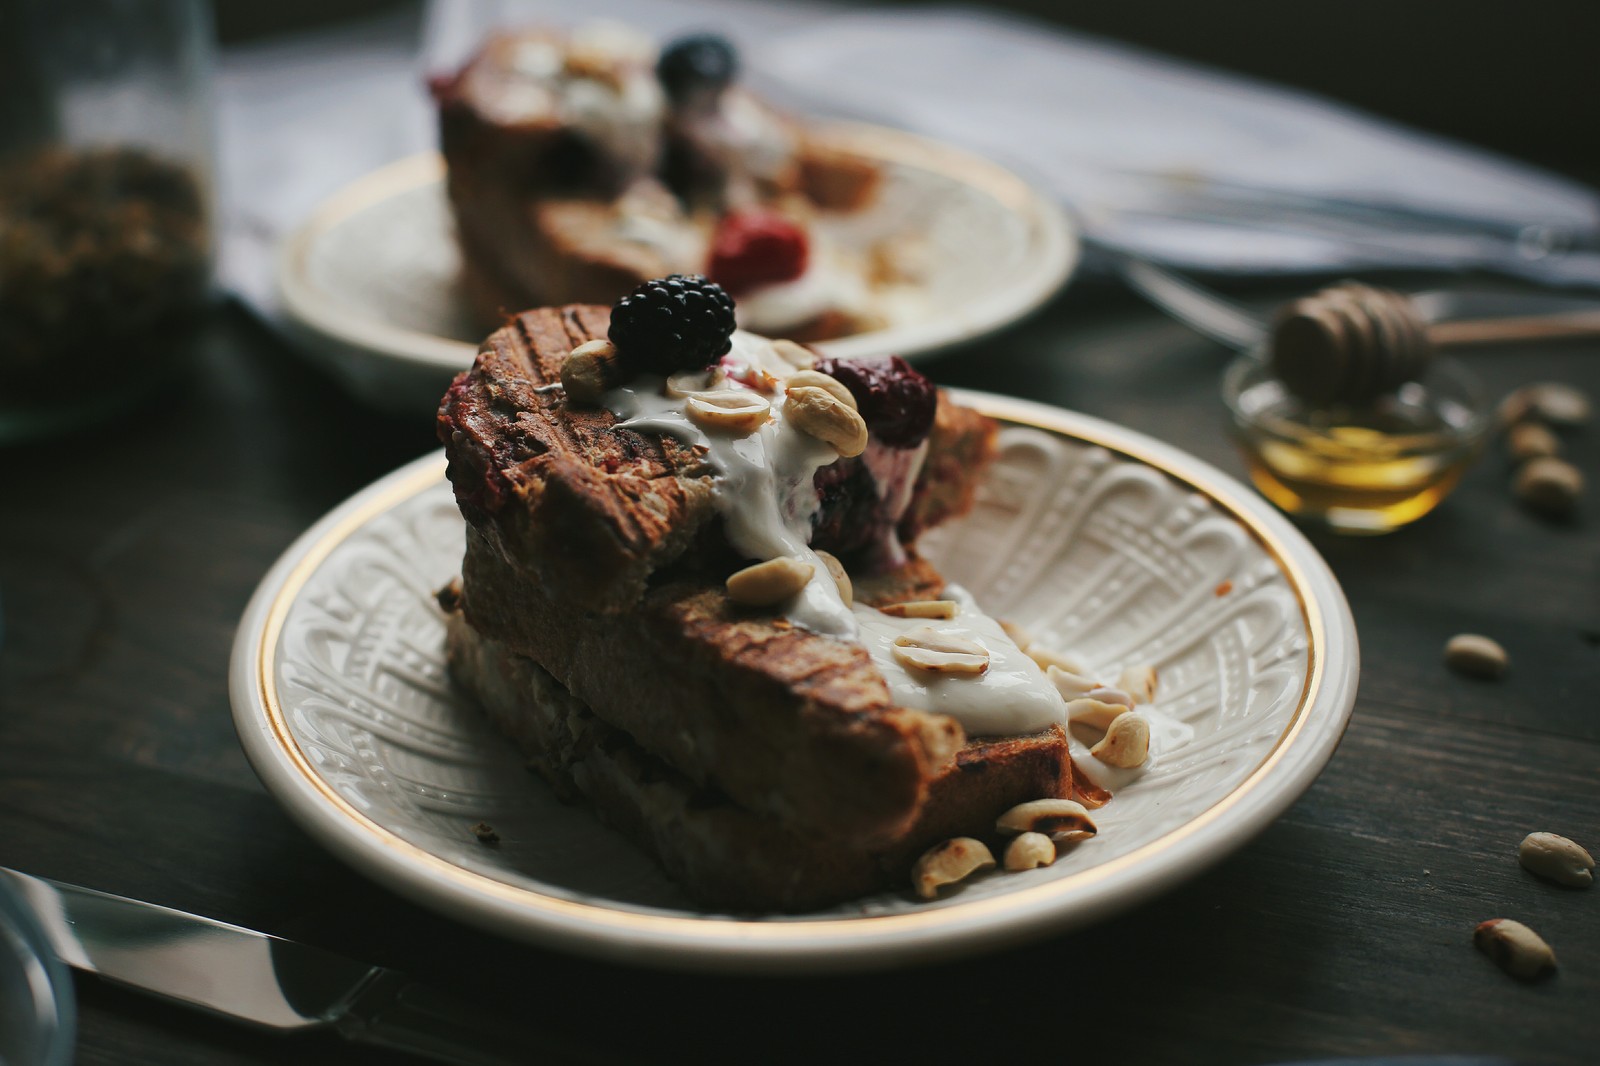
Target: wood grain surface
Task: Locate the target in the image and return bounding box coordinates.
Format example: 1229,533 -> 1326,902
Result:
1,288 -> 1596,1065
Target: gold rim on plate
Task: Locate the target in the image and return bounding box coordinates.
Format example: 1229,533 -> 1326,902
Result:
239,393 -> 1351,969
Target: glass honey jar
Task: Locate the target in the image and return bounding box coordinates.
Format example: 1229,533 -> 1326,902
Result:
1223,353 -> 1493,534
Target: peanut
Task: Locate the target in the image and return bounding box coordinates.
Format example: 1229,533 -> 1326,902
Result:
725,557 -> 813,606
1518,832 -> 1594,888
912,838 -> 995,899
1474,918 -> 1556,980
1091,713 -> 1150,768
686,390 -> 772,435
1443,633 -> 1508,680
1004,833 -> 1057,871
560,339 -> 622,404
784,386 -> 868,457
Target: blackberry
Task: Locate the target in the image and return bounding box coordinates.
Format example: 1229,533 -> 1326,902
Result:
656,34 -> 738,106
608,274 -> 737,374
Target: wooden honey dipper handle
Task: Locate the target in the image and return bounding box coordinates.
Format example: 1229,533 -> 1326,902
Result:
1427,311 -> 1600,347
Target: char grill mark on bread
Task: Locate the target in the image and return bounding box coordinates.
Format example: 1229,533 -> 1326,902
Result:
439,306 -> 720,611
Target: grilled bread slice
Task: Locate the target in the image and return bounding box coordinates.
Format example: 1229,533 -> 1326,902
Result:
444,606 -> 1106,912
438,306 -> 996,845
438,306 -> 719,613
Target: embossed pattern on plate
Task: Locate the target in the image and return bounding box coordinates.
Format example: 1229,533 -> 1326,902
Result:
232,397 -> 1358,971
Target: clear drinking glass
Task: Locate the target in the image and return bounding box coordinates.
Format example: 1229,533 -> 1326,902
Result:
0,874 -> 76,1066
0,0 -> 216,443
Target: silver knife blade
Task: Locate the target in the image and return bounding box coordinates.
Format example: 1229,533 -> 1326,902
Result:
0,867 -> 615,1065
0,866 -> 379,1030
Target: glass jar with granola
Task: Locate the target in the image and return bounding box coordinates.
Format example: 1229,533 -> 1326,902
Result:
0,1 -> 214,442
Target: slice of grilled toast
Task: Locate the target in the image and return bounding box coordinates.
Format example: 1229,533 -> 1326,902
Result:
439,306 -> 721,613
437,302 -> 1101,899
439,306 -> 1007,846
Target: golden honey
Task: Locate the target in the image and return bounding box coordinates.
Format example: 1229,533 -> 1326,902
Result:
1242,424 -> 1475,533
1224,358 -> 1492,534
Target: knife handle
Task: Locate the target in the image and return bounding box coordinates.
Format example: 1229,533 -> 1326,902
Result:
339,971 -> 629,1066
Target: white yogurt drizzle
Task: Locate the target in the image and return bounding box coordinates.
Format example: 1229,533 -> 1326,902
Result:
605,333 -> 854,638
853,586 -> 1065,736
604,337 -> 1193,760
1060,702 -> 1195,792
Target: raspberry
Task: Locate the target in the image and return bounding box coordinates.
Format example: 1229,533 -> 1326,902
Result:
608,275 -> 737,374
707,211 -> 809,296
656,34 -> 739,106
813,356 -> 937,448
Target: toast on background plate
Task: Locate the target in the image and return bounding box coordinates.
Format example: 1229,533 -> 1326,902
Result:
430,24 -> 919,344
436,277 -> 1110,910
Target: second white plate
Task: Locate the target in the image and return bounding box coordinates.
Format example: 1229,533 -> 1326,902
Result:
275,124 -> 1078,413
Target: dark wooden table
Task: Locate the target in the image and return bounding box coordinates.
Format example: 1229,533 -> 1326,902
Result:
2,284 -> 1596,1065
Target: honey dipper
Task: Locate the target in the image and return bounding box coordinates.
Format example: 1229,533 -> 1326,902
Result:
1270,282 -> 1600,406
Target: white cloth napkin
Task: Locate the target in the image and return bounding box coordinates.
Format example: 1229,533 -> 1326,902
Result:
756,7 -> 1600,275
218,0 -> 1600,312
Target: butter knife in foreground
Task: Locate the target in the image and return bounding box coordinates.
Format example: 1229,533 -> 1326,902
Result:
0,867 -> 611,1065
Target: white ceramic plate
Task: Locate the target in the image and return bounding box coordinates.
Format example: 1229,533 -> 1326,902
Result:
229,393 -> 1358,974
275,125 -> 1078,414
